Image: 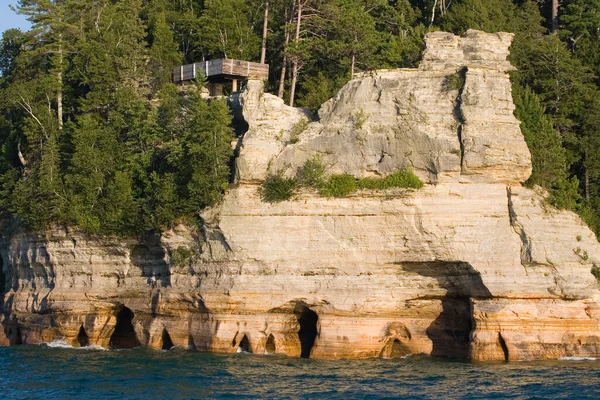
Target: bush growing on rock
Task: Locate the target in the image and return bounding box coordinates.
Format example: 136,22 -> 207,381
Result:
259,174 -> 298,203
297,156 -> 326,188
319,174 -> 357,197
357,169 -> 424,190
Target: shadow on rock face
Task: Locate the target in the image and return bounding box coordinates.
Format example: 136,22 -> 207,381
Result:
400,261 -> 492,358
129,238 -> 171,288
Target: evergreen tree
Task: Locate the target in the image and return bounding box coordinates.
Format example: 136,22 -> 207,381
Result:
198,0 -> 261,60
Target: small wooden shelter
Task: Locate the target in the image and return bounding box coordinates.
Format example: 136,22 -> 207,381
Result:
173,59 -> 269,95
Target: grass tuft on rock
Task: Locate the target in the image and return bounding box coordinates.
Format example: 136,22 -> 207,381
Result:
357,169 -> 424,190
319,174 -> 357,197
287,119 -> 309,145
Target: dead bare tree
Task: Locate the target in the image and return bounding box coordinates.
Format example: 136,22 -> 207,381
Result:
278,1 -> 293,98
552,0 -> 559,34
289,0 -> 304,107
260,0 -> 270,64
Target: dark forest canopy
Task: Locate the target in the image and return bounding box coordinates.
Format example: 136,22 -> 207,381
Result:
0,0 -> 599,237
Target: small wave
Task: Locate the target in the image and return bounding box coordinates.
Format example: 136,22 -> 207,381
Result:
42,341 -> 107,351
558,356 -> 597,361
44,340 -> 73,349
381,353 -> 414,360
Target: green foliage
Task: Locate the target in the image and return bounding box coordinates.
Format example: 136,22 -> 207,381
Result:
259,174 -> 297,203
440,0 -> 520,34
319,174 -> 357,198
443,69 -> 466,92
297,156 -> 326,188
512,83 -> 579,211
548,177 -> 582,211
1,0 -> 600,241
592,264 -> 600,282
357,169 -> 424,190
578,202 -> 600,239
198,0 -> 260,60
148,11 -> 183,90
352,109 -> 368,130
0,1 -> 234,235
170,246 -> 193,266
287,119 -> 309,145
296,73 -> 347,114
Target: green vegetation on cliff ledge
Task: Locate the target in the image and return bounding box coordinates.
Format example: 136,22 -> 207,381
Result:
357,170 -> 424,191
1,0 -> 600,237
259,174 -> 298,203
260,162 -> 424,203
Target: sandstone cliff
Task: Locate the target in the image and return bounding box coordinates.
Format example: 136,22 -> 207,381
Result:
1,30 -> 599,361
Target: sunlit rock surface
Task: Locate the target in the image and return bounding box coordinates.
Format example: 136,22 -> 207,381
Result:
1,30 -> 599,361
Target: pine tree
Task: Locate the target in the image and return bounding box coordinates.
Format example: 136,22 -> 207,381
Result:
198,0 -> 261,60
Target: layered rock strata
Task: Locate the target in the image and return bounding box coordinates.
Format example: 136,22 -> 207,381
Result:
1,30 -> 600,361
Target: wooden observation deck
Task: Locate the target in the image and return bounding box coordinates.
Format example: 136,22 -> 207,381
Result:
173,59 -> 269,94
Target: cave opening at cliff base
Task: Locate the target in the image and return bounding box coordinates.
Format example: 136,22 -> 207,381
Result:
6,325 -> 23,345
77,326 -> 89,347
265,334 -> 276,354
295,303 -> 318,358
161,328 -> 174,350
237,334 -> 252,353
109,306 -> 141,349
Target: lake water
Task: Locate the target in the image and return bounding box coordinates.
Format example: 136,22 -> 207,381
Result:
2,344 -> 600,399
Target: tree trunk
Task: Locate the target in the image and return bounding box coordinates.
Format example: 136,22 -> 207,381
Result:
289,0 -> 302,107
430,0 -> 438,26
260,0 -> 269,64
278,4 -> 292,98
551,0 -> 559,34
351,53 -> 355,78
585,150 -> 590,201
57,38 -> 63,132
586,169 -> 590,201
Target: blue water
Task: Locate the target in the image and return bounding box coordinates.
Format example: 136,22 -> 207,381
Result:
2,345 -> 600,399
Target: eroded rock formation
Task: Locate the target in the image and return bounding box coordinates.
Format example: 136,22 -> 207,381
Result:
1,30 -> 600,361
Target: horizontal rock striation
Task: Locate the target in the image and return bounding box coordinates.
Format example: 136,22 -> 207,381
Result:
1,30 -> 599,361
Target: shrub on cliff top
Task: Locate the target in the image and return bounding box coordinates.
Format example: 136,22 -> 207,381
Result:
260,173 -> 297,203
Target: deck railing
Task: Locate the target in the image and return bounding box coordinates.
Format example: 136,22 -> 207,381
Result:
173,59 -> 269,83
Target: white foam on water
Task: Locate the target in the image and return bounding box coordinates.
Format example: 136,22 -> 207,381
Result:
381,353 -> 414,360
558,356 -> 597,361
42,340 -> 107,351
44,340 -> 73,349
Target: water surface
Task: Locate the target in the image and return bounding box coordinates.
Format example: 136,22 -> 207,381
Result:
1,345 -> 600,399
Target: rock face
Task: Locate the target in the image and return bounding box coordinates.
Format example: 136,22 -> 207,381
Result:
260,29 -> 531,185
1,30 -> 600,361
